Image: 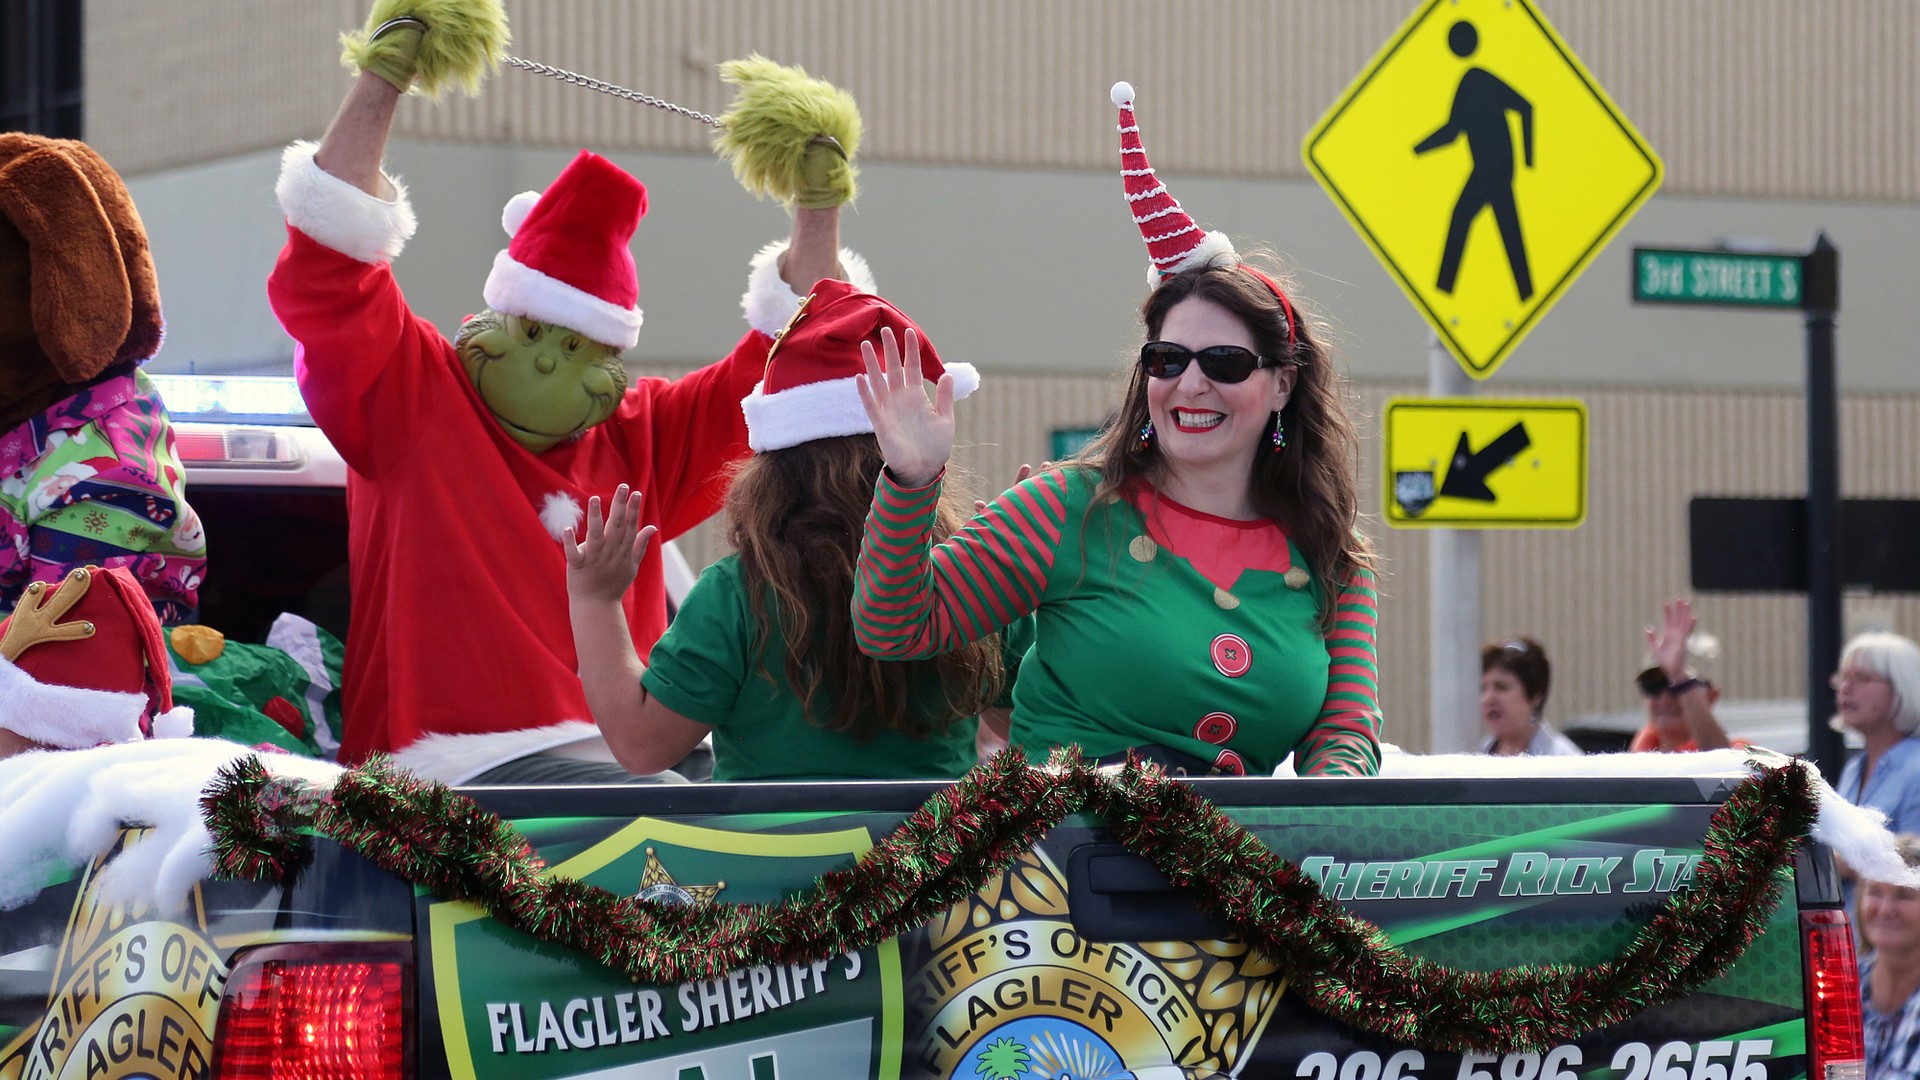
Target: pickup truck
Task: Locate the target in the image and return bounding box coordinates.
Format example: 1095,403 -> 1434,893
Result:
0,376 -> 1869,1080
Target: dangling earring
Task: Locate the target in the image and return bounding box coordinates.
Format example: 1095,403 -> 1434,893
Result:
1270,411 -> 1287,453
1136,420 -> 1155,452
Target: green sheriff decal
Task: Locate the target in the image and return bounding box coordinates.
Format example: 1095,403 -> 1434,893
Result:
431,817 -> 902,1080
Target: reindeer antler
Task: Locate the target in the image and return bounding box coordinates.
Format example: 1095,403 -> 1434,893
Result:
0,568 -> 97,662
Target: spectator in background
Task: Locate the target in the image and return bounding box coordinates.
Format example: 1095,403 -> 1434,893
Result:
1630,598 -> 1734,752
1859,833 -> 1920,1080
1836,632 -> 1920,835
1479,638 -> 1581,756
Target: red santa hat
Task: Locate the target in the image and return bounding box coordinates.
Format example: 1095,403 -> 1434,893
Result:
483,150 -> 648,350
740,278 -> 980,453
0,566 -> 193,749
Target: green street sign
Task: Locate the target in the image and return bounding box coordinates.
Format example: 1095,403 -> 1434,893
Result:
1632,247 -> 1807,309
1049,427 -> 1100,461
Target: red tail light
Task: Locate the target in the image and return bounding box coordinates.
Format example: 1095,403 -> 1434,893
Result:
1803,909 -> 1866,1080
212,943 -> 412,1080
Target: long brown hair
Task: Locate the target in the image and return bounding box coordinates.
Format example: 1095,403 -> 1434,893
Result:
726,435 -> 1004,740
1074,259 -> 1374,629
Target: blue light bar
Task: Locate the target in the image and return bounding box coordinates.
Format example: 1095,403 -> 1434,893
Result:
149,374 -> 311,424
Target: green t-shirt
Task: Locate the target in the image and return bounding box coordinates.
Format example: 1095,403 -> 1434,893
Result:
642,553 -> 1018,781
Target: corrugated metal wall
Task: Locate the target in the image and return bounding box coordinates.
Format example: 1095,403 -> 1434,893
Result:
647,362 -> 1920,754
91,1 -> 1920,202
85,2 -> 1920,752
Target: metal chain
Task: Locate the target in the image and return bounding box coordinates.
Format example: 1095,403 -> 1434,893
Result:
504,56 -> 722,127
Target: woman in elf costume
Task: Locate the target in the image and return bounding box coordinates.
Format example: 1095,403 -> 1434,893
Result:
849,84 -> 1381,778
563,280 -> 1025,781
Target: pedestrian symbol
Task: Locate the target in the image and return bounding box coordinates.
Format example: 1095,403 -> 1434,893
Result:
1305,0 -> 1661,380
1416,19 -> 1534,303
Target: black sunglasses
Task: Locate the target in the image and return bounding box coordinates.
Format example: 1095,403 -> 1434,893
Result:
1139,342 -> 1274,384
1636,668 -> 1709,697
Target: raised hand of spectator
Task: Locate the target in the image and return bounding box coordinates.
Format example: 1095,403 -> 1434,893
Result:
1646,597 -> 1699,681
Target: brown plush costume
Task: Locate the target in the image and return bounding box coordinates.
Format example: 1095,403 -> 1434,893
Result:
0,135 -> 204,624
0,135 -> 163,432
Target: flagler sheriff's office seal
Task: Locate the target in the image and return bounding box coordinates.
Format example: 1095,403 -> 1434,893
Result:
904,850 -> 1283,1079
0,830 -> 226,1080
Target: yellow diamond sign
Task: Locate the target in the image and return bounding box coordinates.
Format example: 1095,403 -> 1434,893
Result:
1305,0 -> 1662,379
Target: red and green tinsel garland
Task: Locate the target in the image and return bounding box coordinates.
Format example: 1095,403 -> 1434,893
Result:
200,749 -> 1816,1055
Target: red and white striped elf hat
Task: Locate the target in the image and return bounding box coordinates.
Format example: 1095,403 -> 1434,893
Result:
1112,81 -> 1238,285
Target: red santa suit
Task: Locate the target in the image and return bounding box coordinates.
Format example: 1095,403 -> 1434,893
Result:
266,143 -> 873,780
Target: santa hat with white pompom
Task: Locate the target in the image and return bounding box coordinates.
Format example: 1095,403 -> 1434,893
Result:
1110,81 -> 1239,284
483,149 -> 648,350
0,565 -> 193,749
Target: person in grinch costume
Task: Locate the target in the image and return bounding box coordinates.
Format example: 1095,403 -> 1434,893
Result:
267,0 -> 874,783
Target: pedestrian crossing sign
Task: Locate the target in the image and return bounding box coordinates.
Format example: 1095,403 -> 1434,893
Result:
1304,0 -> 1662,380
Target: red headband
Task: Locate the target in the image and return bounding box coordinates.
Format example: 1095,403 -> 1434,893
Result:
1238,266 -> 1298,349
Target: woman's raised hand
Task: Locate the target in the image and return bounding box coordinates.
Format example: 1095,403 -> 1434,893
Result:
563,485 -> 657,605
855,327 -> 953,488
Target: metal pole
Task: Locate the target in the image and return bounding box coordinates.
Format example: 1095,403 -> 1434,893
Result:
1803,233 -> 1843,780
1429,339 -> 1482,753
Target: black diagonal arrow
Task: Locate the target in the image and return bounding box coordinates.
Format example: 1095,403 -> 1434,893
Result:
1439,422 -> 1531,502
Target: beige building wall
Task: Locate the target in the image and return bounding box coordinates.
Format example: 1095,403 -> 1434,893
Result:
90,0 -> 1920,202
80,3 -> 1920,754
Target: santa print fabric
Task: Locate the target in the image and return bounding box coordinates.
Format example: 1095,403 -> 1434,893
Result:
268,227 -> 766,763
854,467 -> 1381,777
0,370 -> 205,624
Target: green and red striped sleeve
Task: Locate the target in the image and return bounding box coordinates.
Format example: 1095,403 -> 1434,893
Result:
854,469 -> 1073,660
1293,566 -> 1382,777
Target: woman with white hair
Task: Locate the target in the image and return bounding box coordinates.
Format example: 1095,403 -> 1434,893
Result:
1859,833 -> 1920,1080
1837,632 -> 1920,834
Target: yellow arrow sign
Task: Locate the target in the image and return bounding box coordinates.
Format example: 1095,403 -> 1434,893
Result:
1305,0 -> 1662,380
1384,398 -> 1587,528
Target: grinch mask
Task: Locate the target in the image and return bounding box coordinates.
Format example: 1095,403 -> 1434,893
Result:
456,309 -> 627,454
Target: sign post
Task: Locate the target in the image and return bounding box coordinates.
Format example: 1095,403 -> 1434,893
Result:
1804,236 -> 1842,780
1634,235 -> 1843,778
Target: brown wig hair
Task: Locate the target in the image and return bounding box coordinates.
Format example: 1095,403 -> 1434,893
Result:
1482,637 -> 1552,714
726,434 -> 1003,741
1073,258 -> 1374,630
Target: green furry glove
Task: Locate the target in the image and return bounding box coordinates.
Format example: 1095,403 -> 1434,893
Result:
797,136 -> 853,210
355,19 -> 425,93
339,0 -> 511,101
715,55 -> 862,210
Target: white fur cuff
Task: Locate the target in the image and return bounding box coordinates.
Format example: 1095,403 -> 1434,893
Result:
743,363 -> 977,453
483,252 -> 644,351
0,654 -> 147,749
276,140 -> 419,264
389,720 -> 604,785
1153,229 -> 1239,283
741,239 -> 879,338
